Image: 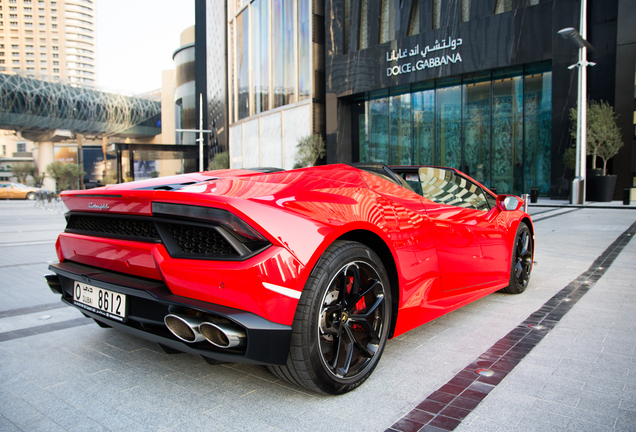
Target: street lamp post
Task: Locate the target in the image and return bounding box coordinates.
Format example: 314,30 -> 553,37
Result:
558,0 -> 595,204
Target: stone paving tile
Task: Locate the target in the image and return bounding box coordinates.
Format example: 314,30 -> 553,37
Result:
66,418 -> 111,432
614,418 -> 636,432
75,399 -> 136,430
2,202 -> 636,431
21,416 -> 68,432
0,415 -> 21,432
31,398 -> 87,429
456,219 -> 636,432
0,397 -> 45,427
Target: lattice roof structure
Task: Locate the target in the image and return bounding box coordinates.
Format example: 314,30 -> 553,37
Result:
0,72 -> 161,136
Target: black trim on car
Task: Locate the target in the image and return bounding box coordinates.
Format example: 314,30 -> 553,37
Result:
63,211 -> 271,261
48,261 -> 292,365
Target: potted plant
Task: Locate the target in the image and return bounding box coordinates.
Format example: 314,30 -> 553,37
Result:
570,100 -> 623,202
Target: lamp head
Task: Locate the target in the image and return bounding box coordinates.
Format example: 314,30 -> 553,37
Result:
558,27 -> 594,51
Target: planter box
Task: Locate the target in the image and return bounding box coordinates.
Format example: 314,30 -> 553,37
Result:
593,175 -> 617,202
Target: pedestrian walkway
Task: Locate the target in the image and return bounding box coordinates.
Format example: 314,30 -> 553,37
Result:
0,201 -> 634,431
530,197 -> 636,210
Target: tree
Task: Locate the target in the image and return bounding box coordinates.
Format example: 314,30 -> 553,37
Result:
563,145 -> 576,170
293,134 -> 326,169
209,152 -> 229,170
11,162 -> 37,184
46,161 -> 86,191
569,100 -> 623,175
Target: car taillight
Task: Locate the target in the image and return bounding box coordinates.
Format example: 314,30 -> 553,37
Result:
151,202 -> 266,243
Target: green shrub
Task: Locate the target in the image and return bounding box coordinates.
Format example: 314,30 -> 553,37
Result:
293,134 -> 326,169
210,152 -> 229,170
46,161 -> 86,191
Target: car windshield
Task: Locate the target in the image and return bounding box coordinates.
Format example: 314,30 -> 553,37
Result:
417,167 -> 490,211
353,164 -> 415,192
12,183 -> 28,188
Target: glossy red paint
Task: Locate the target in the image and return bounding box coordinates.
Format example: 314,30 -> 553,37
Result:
55,164 -> 533,339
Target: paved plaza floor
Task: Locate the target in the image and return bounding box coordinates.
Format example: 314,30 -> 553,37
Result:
0,200 -> 635,431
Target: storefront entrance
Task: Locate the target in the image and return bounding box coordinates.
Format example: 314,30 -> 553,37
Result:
351,62 -> 552,196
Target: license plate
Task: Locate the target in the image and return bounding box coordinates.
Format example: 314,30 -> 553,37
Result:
73,282 -> 127,322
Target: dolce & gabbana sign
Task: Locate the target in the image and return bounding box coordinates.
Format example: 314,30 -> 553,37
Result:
386,37 -> 464,77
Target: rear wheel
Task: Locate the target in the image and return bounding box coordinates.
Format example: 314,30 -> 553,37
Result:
269,241 -> 391,394
501,222 -> 533,294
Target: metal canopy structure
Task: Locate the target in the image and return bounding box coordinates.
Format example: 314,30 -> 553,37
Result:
0,72 -> 161,137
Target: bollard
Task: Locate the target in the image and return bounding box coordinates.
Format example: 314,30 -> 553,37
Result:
624,188 -> 631,205
521,194 -> 529,213
530,187 -> 539,203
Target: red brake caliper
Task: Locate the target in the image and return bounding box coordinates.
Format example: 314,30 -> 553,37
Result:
347,276 -> 366,330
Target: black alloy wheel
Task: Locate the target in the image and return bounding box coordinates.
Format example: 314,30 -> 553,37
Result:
317,260 -> 386,380
502,222 -> 533,294
268,241 -> 391,394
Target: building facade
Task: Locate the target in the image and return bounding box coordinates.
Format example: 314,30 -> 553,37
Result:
173,26 -> 196,145
324,0 -> 636,199
0,0 -> 98,86
201,0 -> 325,170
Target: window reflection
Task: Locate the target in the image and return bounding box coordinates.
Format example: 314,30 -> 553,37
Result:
432,0 -> 441,29
252,0 -> 269,114
463,76 -> 491,186
355,63 -> 552,196
461,0 -> 470,22
298,0 -> 311,100
413,87 -> 435,165
344,0 -> 350,53
380,0 -> 397,44
236,10 -> 249,120
366,96 -> 389,162
390,92 -> 412,165
408,0 -> 420,36
524,71 -> 552,194
494,0 -> 512,14
436,83 -> 461,168
273,0 -> 296,107
230,0 -> 309,120
492,72 -> 523,194
359,0 -> 369,49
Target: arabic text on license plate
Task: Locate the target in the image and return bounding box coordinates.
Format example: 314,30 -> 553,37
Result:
73,282 -> 127,322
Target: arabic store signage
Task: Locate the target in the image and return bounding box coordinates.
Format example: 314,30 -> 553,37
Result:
386,37 -> 463,77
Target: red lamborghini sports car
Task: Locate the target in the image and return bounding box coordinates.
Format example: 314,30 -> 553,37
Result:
46,163 -> 534,394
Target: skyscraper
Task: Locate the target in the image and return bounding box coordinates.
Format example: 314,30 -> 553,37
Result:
0,0 -> 98,87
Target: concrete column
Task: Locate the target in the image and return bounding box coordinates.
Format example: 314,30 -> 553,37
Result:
38,141 -> 56,191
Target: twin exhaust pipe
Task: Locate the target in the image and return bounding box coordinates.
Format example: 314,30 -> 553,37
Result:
164,314 -> 246,349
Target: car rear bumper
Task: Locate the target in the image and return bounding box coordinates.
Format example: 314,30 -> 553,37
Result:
47,261 -> 292,365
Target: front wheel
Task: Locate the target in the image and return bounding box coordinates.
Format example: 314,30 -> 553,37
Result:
269,241 -> 391,394
26,192 -> 35,201
501,222 -> 533,294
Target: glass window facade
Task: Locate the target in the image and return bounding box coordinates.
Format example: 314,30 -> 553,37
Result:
353,62 -> 552,196
494,0 -> 512,14
408,0 -> 420,36
236,10 -> 249,120
252,0 -> 269,114
229,0 -> 311,122
298,0 -> 311,100
358,0 -> 369,50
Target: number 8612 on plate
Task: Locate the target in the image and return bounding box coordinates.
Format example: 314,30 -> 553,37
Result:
73,282 -> 127,322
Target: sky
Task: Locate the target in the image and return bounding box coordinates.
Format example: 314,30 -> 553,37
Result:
96,1 -> 196,95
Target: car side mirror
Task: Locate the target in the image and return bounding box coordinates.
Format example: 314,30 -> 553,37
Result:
497,195 -> 522,212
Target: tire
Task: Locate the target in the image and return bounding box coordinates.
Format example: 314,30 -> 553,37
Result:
501,222 -> 533,294
269,241 -> 392,394
26,192 -> 35,201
